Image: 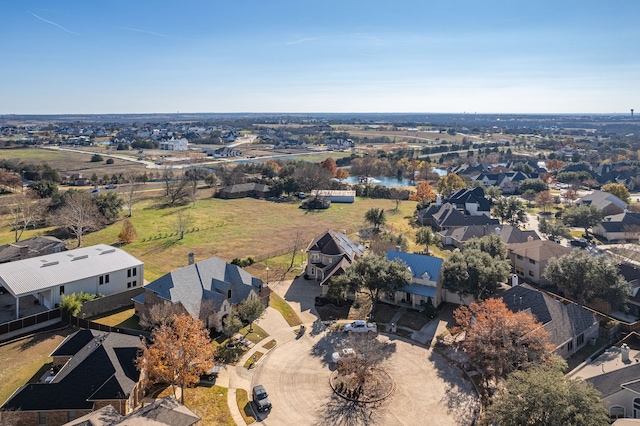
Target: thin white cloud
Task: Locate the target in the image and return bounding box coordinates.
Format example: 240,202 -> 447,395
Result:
29,12 -> 79,36
122,27 -> 182,40
286,37 -> 319,45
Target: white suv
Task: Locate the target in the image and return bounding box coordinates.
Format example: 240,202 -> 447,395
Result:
344,320 -> 377,334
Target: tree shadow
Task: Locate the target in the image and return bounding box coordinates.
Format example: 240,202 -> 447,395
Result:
309,331 -> 397,368
428,348 -> 480,424
313,393 -> 387,426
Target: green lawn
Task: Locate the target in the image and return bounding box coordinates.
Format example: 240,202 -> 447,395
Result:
33,195 -> 415,283
240,324 -> 269,344
87,308 -> 142,330
0,327 -> 75,403
158,385 -> 235,425
236,388 -> 256,424
270,292 -> 302,327
243,351 -> 264,368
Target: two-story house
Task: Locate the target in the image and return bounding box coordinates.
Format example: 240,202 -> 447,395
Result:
305,230 -> 365,293
384,250 -> 444,308
507,239 -> 572,286
0,244 -> 143,320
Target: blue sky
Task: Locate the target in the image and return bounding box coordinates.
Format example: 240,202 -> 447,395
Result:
1,1 -> 638,114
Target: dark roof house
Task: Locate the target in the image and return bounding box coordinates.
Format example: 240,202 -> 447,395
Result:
418,203 -> 499,230
439,224 -> 540,249
0,236 -> 66,264
305,230 -> 365,287
497,284 -> 599,359
1,330 -> 145,424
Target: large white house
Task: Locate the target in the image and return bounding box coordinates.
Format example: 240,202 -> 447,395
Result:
159,138 -> 188,151
0,244 -> 143,319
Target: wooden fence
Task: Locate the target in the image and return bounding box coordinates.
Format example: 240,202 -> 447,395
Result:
0,308 -> 62,342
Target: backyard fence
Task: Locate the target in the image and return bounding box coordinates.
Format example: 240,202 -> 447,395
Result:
62,312 -> 151,339
0,308 -> 62,342
79,287 -> 145,317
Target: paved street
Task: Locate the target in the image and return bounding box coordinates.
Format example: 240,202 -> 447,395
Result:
223,279 -> 479,426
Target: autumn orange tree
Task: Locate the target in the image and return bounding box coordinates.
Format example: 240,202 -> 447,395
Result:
535,190 -> 554,212
136,314 -> 214,404
452,299 -> 553,393
118,219 -> 137,243
409,181 -> 436,206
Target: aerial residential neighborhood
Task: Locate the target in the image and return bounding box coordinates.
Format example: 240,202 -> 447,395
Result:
0,112 -> 640,426
1,1 -> 640,424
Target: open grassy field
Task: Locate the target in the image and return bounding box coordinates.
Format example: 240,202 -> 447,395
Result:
87,308 -> 142,330
0,327 -> 76,403
68,195 -> 418,282
0,147 -> 147,178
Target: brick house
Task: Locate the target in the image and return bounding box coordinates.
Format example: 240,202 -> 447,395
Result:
0,330 -> 144,426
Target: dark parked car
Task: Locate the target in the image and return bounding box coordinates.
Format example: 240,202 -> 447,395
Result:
252,385 -> 272,412
570,239 -> 588,248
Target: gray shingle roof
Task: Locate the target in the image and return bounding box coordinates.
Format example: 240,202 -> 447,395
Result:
498,285 -> 598,349
577,190 -> 628,211
0,236 -> 66,264
587,362 -> 640,397
143,256 -> 261,318
306,230 -> 364,260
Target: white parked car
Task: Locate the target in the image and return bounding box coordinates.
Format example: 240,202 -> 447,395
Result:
344,320 -> 377,334
331,348 -> 356,364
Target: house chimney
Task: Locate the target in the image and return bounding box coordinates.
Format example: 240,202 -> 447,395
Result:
19,245 -> 29,259
395,245 -> 402,252
622,344 -> 631,362
436,194 -> 442,206
188,252 -> 195,265
527,235 -> 534,242
512,274 -> 519,286
494,227 -> 501,235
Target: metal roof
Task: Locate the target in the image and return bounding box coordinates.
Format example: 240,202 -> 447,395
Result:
386,250 -> 443,282
0,244 -> 143,297
402,284 -> 437,298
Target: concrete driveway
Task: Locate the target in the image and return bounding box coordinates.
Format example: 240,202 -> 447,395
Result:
251,328 -> 479,425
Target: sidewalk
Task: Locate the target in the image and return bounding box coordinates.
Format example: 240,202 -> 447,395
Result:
224,306 -> 302,425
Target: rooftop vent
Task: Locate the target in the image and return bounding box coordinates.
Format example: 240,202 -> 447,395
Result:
72,255 -> 88,261
100,249 -> 116,255
41,261 -> 59,267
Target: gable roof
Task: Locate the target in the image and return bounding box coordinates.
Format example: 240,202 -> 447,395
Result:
139,256 -> 262,318
421,203 -> 499,229
0,244 -> 143,298
497,285 -> 598,349
587,361 -> 640,397
599,211 -> 640,233
507,239 -> 573,262
64,396 -> 200,426
306,230 -> 364,260
0,236 -> 66,264
386,250 -> 443,282
441,224 -> 540,245
577,190 -> 628,211
2,331 -> 141,412
447,187 -> 490,212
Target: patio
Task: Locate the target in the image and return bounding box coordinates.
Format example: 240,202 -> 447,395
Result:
0,291 -> 50,324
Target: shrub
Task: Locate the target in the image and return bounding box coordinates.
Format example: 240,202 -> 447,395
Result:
60,292 -> 99,316
106,158 -> 115,164
90,154 -> 104,162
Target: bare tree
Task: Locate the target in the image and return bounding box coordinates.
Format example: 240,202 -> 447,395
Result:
121,172 -> 143,217
166,172 -> 191,205
2,191 -> 47,242
175,210 -> 194,239
161,166 -> 174,197
293,163 -> 332,196
139,301 -> 185,329
52,191 -> 104,247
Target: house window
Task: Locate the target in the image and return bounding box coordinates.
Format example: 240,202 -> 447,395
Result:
567,340 -> 573,351
99,274 -> 110,285
128,268 -> 137,278
38,412 -> 46,425
310,267 -> 315,276
528,270 -> 534,277
227,290 -> 232,299
529,259 -> 536,265
577,333 -> 584,346
68,411 -> 76,421
60,285 -> 65,295
127,281 -> 137,288
610,406 -> 625,419
516,255 -> 523,260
